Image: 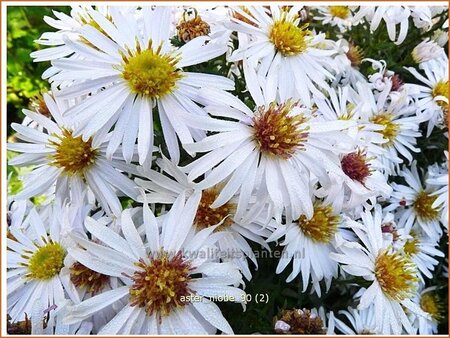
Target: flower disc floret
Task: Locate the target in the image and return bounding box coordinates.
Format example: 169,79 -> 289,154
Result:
26,242 -> 65,280
128,251 -> 192,316
252,100 -> 309,159
413,191 -> 439,222
195,186 -> 236,231
297,203 -> 340,243
49,129 -> 98,175
121,41 -> 183,98
374,249 -> 418,301
269,18 -> 311,56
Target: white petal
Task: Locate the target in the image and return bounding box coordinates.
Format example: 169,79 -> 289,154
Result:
64,287 -> 129,324
98,305 -> 137,334
191,299 -> 233,334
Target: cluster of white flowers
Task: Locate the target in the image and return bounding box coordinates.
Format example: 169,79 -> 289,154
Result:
7,4 -> 448,335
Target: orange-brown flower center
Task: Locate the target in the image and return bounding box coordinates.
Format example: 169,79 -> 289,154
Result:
70,262 -> 110,295
252,101 -> 309,159
177,13 -> 210,43
341,150 -> 371,184
275,308 -> 325,334
128,252 -> 192,317
195,186 -> 236,231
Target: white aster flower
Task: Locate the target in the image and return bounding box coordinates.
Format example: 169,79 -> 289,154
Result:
7,93 -> 139,216
40,6 -> 231,164
313,6 -> 357,31
353,6 -> 411,45
135,155 -> 273,280
7,204 -> 80,323
182,85 -> 354,222
397,225 -> 445,280
333,305 -> 379,334
228,5 -> 336,106
325,148 -> 392,211
58,208 -> 123,333
387,161 -> 444,240
411,38 -> 446,64
174,6 -> 231,45
410,6 -> 435,31
431,28 -> 449,47
411,5 -> 447,31
267,198 -> 343,295
405,56 -> 448,136
356,81 -> 423,175
314,86 -> 392,210
31,5 -> 112,62
330,205 -> 429,335
315,85 -> 388,150
329,39 -> 367,88
426,151 -> 449,229
411,286 -> 445,335
65,192 -> 245,334
31,6 -> 138,82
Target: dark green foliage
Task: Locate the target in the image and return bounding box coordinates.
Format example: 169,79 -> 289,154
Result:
7,6 -> 70,135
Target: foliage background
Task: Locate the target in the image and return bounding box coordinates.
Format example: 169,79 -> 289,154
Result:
6,6 -> 449,334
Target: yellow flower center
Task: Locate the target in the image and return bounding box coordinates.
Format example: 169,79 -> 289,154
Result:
121,41 -> 183,98
253,101 -> 309,159
374,249 -> 418,301
370,113 -> 399,147
70,261 -> 110,295
49,129 -> 98,175
403,236 -> 420,256
177,13 -> 210,43
269,18 -> 311,56
346,44 -> 364,68
25,242 -> 65,280
329,6 -> 350,19
413,191 -> 439,222
432,80 -> 449,110
420,292 -> 443,322
297,203 -> 340,243
128,252 -> 192,317
195,186 -> 236,231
